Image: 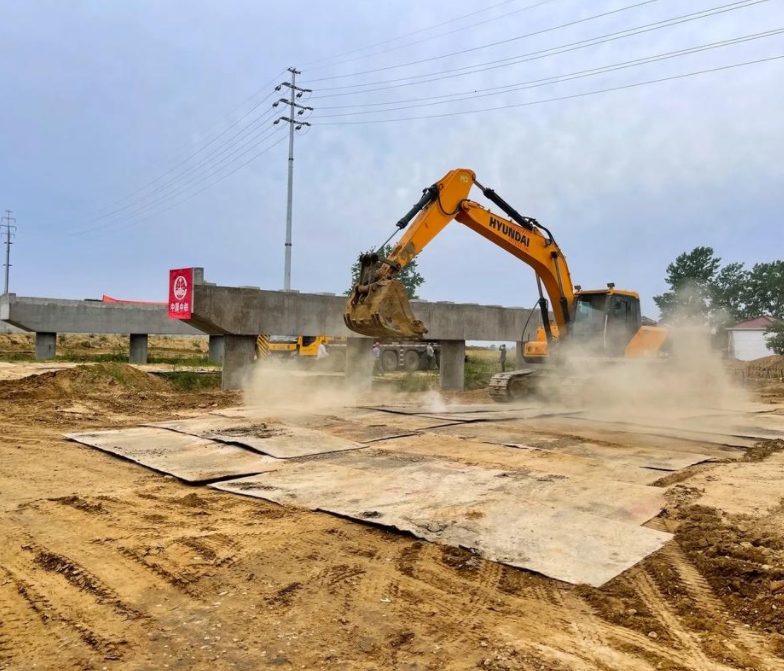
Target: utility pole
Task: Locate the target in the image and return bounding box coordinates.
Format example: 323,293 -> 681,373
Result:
273,67 -> 312,291
1,210 -> 16,295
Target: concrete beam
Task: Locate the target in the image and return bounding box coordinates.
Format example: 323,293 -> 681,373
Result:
187,285 -> 535,341
129,334 -> 148,364
35,332 -> 57,360
222,336 -> 257,391
440,340 -> 466,391
1,294 -> 206,335
208,335 -> 225,363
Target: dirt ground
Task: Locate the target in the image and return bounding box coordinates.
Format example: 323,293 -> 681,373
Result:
0,333 -> 209,358
2,356 -> 784,671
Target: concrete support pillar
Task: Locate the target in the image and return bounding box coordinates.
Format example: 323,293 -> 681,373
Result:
129,334 -> 149,364
439,340 -> 465,391
222,335 -> 257,390
208,335 -> 225,363
35,332 -> 57,360
345,338 -> 373,391
515,341 -> 525,369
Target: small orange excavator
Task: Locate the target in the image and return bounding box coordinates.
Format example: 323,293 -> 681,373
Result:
344,168 -> 669,401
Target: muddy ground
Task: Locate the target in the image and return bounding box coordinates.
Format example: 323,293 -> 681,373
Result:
1,357 -> 784,671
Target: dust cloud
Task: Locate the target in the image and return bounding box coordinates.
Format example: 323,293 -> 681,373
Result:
241,351 -> 452,417
541,318 -> 751,426
241,315 -> 748,429
243,357 -> 360,416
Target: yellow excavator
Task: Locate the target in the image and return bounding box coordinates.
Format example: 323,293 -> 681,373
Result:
522,321 -> 559,363
344,168 -> 669,401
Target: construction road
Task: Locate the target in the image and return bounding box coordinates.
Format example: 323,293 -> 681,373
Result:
1,360 -> 783,671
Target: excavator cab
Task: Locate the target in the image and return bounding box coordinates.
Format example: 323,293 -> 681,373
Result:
570,288 -> 666,357
570,288 -> 641,356
344,253 -> 426,339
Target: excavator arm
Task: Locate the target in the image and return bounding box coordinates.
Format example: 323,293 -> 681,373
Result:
345,168 -> 575,340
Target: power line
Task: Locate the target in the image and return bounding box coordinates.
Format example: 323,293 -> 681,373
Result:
71,124 -> 286,234
73,132 -> 288,236
311,28 -> 784,118
302,0 -> 662,83
309,53 -> 784,125
302,0 -> 565,73
300,0 -> 522,68
76,105 -> 279,226
82,70 -> 285,218
309,0 -> 768,96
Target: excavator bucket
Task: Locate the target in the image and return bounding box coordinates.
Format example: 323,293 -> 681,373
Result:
344,252 -> 427,339
344,278 -> 426,339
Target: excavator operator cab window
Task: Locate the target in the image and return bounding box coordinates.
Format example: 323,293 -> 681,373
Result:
572,294 -> 607,337
301,336 -> 318,347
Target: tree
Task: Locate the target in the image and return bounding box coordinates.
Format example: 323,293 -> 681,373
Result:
745,261 -> 784,320
653,246 -> 722,324
345,244 -> 425,299
766,321 -> 784,356
712,262 -> 749,323
654,247 -> 784,333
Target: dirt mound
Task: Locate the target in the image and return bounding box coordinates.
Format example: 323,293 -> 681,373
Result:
0,363 -> 168,400
742,438 -> 784,462
0,333 -> 33,351
736,354 -> 784,379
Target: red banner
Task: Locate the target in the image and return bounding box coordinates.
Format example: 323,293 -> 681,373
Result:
168,268 -> 194,319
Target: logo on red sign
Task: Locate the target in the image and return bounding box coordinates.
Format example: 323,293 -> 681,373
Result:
168,268 -> 194,319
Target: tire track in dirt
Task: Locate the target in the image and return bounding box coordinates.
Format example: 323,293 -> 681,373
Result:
0,523 -> 149,665
498,564 -> 564,606
0,569 -> 91,670
313,525 -> 378,619
601,620 -> 710,671
24,542 -> 143,620
395,540 -> 423,577
550,588 -> 610,653
448,554 -> 504,645
496,575 -> 650,670
632,570 -> 718,671
115,540 -> 201,593
575,564 -> 737,670
661,543 -> 784,670
2,566 -> 128,662
387,543 -> 504,646
314,563 -> 367,595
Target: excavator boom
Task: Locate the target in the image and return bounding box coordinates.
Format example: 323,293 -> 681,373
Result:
344,168 -> 574,340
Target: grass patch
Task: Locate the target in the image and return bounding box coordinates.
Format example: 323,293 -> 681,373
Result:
0,351 -> 35,362
0,351 -> 219,367
59,350 -> 127,363
149,355 -> 218,367
160,371 -> 222,391
398,374 -> 435,393
464,354 -> 501,391
91,362 -> 134,385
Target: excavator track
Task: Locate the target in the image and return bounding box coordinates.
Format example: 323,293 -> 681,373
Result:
488,369 -> 540,403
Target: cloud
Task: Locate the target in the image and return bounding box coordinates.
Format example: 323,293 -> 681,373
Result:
1,0 -> 782,322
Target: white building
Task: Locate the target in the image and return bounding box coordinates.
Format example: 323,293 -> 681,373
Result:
727,316 -> 778,361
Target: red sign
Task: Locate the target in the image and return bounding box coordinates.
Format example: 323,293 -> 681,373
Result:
168,268 -> 194,319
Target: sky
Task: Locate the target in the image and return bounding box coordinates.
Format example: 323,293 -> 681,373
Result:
1,0 -> 783,320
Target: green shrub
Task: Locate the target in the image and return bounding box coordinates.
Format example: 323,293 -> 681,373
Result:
164,371 -> 222,391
